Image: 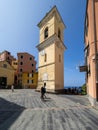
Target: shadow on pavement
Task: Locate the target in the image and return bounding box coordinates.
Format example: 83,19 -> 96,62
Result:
0,97 -> 25,130
60,95 -> 90,106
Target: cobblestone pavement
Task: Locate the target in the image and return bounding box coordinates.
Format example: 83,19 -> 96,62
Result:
0,89 -> 98,130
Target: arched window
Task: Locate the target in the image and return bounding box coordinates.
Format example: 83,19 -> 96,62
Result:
58,28 -> 61,39
44,27 -> 48,39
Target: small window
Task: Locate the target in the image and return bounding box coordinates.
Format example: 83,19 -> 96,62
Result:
88,64 -> 90,74
21,55 -> 23,59
30,57 -> 32,60
58,28 -> 61,39
59,54 -> 61,62
20,62 -> 23,65
44,27 -> 48,39
44,53 -> 47,62
85,14 -> 89,36
8,52 -> 10,55
3,64 -> 7,68
32,70 -> 34,73
27,80 -> 29,83
20,68 -> 23,72
32,80 -> 33,83
32,64 -> 34,66
28,73 -> 29,77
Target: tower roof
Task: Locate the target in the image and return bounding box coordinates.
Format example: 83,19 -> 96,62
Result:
37,5 -> 66,28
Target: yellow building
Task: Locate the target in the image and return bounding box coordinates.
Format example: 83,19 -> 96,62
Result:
11,60 -> 18,85
0,61 -> 15,88
22,72 -> 38,89
12,60 -> 18,70
36,6 -> 66,92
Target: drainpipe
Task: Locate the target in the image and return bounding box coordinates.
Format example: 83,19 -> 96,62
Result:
92,0 -> 97,102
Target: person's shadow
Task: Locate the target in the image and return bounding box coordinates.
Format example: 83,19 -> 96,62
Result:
41,97 -> 51,102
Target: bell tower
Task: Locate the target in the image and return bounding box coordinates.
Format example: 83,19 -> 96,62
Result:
36,6 -> 66,92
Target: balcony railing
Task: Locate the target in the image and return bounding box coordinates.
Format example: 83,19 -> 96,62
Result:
79,65 -> 88,72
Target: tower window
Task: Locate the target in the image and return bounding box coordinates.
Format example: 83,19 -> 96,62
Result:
44,27 -> 48,39
59,54 -> 61,62
44,53 -> 47,62
58,28 -> 61,39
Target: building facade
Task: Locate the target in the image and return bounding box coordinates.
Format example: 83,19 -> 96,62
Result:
0,50 -> 16,65
36,6 -> 66,92
80,0 -> 98,106
11,60 -> 18,85
17,52 -> 37,88
0,61 -> 15,88
22,72 -> 38,89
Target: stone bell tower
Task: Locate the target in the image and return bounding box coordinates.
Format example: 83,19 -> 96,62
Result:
36,6 -> 66,92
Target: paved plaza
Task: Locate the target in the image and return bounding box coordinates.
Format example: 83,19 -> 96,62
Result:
0,89 -> 98,130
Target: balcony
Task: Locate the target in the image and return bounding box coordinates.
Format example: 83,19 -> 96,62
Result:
79,65 -> 88,72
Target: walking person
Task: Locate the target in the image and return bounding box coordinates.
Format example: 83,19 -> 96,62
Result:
41,83 -> 46,99
11,84 -> 14,92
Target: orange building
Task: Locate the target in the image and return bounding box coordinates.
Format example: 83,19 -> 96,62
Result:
80,0 -> 98,106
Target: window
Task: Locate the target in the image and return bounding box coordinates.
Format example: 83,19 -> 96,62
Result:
85,14 -> 89,36
84,43 -> 89,57
58,28 -> 61,39
27,80 -> 29,83
14,62 -> 17,65
3,64 -> 7,68
20,55 -> 23,59
20,62 -> 23,65
27,80 -> 33,84
44,53 -> 47,62
88,64 -> 90,74
32,70 -> 34,73
44,27 -> 48,39
30,57 -> 32,60
28,73 -> 33,77
27,73 -> 29,77
8,52 -> 10,55
20,68 -> 22,72
32,64 -> 34,66
59,54 -> 61,62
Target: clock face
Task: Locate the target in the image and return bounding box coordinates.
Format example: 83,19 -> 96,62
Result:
40,50 -> 45,56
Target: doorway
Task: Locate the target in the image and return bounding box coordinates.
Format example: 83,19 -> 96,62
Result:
0,77 -> 7,89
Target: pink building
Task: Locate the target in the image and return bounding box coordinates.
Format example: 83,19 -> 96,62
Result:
17,52 -> 37,87
0,50 -> 16,65
80,0 -> 98,106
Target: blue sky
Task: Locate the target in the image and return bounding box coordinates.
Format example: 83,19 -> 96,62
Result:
0,0 -> 86,86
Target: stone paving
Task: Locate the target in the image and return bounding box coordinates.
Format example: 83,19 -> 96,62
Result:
0,89 -> 98,130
